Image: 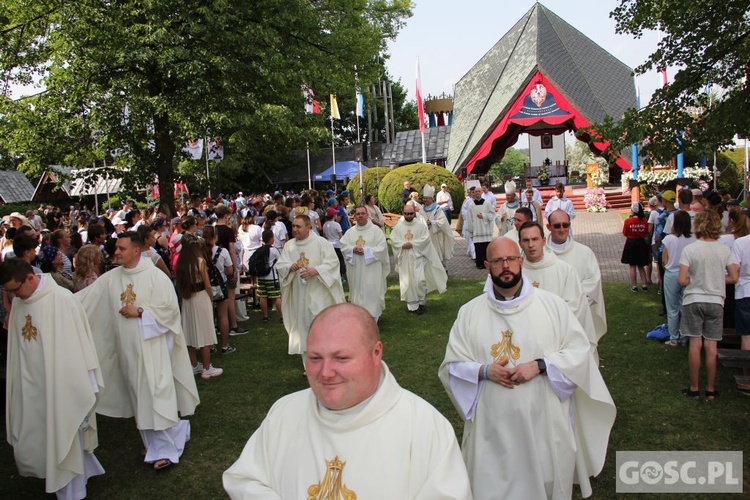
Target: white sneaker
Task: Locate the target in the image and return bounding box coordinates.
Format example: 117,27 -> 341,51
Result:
201,365 -> 224,379
192,364 -> 203,375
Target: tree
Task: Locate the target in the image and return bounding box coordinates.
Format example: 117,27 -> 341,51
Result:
488,147 -> 528,184
0,0 -> 412,214
595,0 -> 750,166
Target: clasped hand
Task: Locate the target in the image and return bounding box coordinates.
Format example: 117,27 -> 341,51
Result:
486,359 -> 540,389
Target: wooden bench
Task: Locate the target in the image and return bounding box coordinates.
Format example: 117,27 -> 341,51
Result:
718,327 -> 740,348
717,348 -> 750,369
734,375 -> 750,393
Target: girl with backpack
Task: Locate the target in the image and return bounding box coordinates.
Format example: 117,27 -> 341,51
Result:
203,226 -> 236,354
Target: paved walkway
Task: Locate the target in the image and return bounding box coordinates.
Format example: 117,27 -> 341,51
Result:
443,210 -> 629,283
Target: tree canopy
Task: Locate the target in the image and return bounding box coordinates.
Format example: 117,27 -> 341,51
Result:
0,0 -> 413,214
595,0 -> 750,165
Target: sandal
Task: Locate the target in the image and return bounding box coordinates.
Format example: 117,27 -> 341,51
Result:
705,389 -> 719,401
664,340 -> 679,347
153,458 -> 173,471
279,317 -> 284,323
681,388 -> 701,399
262,317 -> 270,323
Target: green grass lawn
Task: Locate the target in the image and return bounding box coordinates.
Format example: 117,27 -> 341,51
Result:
2,279 -> 749,498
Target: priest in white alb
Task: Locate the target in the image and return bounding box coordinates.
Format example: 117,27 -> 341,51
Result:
439,238 -> 616,499
419,184 -> 455,267
224,304 -> 472,499
495,180 -> 520,236
276,214 -> 345,354
518,222 -> 599,355
3,258 -> 104,499
390,204 -> 447,314
546,210 -> 607,343
465,186 -> 496,268
339,205 -> 389,322
77,231 -> 199,471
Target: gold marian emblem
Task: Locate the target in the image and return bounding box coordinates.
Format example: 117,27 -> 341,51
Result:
22,314 -> 38,342
120,283 -> 137,305
532,281 -> 539,288
490,329 -> 521,366
307,456 -> 357,500
297,252 -> 310,268
404,230 -> 413,241
355,236 -> 366,247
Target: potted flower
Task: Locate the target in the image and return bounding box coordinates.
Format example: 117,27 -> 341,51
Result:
537,160 -> 551,185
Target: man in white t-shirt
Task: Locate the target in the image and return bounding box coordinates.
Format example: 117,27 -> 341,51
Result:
436,183 -> 454,223
663,188 -> 695,235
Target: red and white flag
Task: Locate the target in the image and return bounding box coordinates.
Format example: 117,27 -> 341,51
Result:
416,57 -> 426,132
303,85 -> 321,114
174,180 -> 189,198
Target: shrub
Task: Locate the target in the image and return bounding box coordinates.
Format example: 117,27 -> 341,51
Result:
377,163 -> 463,214
345,167 -> 392,206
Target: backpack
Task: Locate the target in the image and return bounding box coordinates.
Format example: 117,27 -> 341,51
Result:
208,247 -> 228,300
247,245 -> 275,277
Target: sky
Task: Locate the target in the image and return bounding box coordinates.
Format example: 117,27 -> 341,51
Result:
386,0 -> 662,107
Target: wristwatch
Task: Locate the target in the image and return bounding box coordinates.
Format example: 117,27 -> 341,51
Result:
535,358 -> 547,375
137,307 -> 144,318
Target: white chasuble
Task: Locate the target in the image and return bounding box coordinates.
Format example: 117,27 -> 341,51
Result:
340,220 -> 389,320
547,238 -> 607,342
76,257 -> 199,430
275,233 -> 345,354
390,218 -> 447,304
522,252 -> 598,350
7,276 -> 104,493
439,278 -> 615,499
223,362 -> 472,499
419,203 -> 455,263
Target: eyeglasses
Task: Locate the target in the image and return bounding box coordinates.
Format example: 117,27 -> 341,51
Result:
551,222 -> 571,229
3,279 -> 26,295
488,256 -> 522,266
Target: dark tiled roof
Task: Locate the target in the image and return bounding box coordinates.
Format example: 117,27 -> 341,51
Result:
0,170 -> 35,203
447,2 -> 636,172
383,126 -> 450,164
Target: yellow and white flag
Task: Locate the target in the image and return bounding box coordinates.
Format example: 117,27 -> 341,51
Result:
330,94 -> 340,120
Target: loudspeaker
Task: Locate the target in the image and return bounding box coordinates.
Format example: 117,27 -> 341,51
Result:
369,142 -> 383,160
330,174 -> 337,184
353,142 -> 368,162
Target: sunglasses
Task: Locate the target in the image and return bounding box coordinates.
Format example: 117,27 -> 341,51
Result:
551,222 -> 571,229
403,212 -> 416,216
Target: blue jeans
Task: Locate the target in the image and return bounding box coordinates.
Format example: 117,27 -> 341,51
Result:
663,270 -> 685,342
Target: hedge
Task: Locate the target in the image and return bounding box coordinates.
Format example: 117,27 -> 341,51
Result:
377,163 -> 463,214
345,167 -> 392,206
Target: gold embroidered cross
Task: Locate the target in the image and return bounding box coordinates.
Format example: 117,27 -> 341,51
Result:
404,230 -> 413,241
296,252 -> 310,268
490,329 -> 520,366
120,283 -> 137,305
532,281 -> 539,288
355,236 -> 366,247
307,456 -> 357,500
22,314 -> 38,342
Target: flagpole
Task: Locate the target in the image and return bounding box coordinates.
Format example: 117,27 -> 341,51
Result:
416,57 -> 427,163
355,67 -> 363,195
330,115 -> 337,190
306,141 -> 312,190
205,136 -> 211,197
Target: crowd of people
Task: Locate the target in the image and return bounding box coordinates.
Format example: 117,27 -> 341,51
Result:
0,179 -> 621,499
624,187 -> 750,401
